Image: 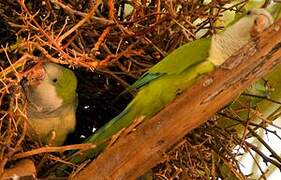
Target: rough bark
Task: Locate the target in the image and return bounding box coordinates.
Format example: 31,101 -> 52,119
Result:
73,20 -> 281,180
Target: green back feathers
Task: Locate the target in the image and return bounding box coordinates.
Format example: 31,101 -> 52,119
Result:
85,37 -> 213,147
128,38 -> 212,91
148,38 -> 211,74
56,66 -> 77,104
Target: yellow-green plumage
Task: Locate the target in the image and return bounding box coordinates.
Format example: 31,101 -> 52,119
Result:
26,63 -> 77,145
70,39 -> 213,163
70,9 -> 273,164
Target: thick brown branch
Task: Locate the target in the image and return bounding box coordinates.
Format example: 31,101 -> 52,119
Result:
73,20 -> 281,180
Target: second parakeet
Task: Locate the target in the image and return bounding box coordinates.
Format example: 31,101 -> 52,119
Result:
71,9 -> 273,163
25,62 -> 78,146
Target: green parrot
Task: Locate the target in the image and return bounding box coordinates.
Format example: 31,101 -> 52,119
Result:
25,62 -> 78,146
68,9 -> 273,164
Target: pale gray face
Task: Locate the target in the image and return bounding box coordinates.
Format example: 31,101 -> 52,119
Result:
249,9 -> 274,35
26,63 -> 63,113
208,8 -> 273,66
231,8 -> 273,40
249,9 -> 274,26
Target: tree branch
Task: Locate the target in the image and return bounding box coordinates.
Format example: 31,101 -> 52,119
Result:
73,20 -> 281,180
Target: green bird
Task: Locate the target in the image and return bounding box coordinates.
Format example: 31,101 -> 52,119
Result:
25,62 -> 78,146
71,9 -> 273,163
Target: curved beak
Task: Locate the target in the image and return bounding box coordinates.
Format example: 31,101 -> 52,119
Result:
26,63 -> 46,88
251,13 -> 274,37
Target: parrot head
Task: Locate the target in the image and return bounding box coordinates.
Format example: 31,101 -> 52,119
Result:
230,8 -> 274,39
209,8 -> 274,66
26,63 -> 77,113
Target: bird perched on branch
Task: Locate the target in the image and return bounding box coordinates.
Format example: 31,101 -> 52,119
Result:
69,9 -> 273,164
25,62 -> 77,146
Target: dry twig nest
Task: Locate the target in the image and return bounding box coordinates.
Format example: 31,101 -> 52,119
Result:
1,0 -> 280,179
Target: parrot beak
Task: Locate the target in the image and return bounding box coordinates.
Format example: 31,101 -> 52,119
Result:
25,63 -> 46,88
22,63 -> 46,111
251,14 -> 273,37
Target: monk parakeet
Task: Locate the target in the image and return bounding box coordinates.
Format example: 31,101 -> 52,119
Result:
69,9 -> 273,164
25,63 -> 78,146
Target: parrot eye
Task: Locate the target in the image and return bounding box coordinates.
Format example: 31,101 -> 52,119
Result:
52,78 -> 58,83
247,11 -> 251,15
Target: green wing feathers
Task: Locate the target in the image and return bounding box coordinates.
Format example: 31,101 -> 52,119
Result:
127,38 -> 212,91
66,37 -> 214,165
82,60 -> 215,160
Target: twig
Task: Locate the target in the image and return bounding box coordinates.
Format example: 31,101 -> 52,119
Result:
13,143 -> 96,159
245,141 -> 281,171
57,0 -> 102,44
241,93 -> 281,105
247,127 -> 281,163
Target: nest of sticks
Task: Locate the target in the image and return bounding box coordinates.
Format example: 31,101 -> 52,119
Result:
0,0 -> 280,179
